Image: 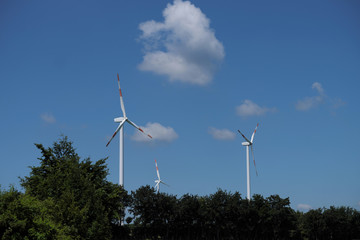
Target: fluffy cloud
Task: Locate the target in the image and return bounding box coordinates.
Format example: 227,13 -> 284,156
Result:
131,122 -> 178,143
236,100 -> 276,117
41,113 -> 56,123
296,82 -> 325,111
208,127 -> 236,140
138,0 -> 224,85
297,204 -> 312,211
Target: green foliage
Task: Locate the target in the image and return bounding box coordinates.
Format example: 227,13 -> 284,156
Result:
3,136 -> 129,239
129,189 -> 300,240
1,136 -> 360,239
0,187 -> 68,239
129,185 -> 177,239
129,189 -> 360,240
297,206 -> 360,240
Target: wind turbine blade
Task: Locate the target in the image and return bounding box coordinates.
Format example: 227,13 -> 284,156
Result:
106,119 -> 126,147
160,180 -> 170,187
238,129 -> 251,143
155,159 -> 160,180
251,145 -> 258,176
126,119 -> 152,139
117,73 -> 126,117
250,123 -> 259,143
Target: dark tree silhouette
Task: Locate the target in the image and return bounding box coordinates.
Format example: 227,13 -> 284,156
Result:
1,136 -> 359,239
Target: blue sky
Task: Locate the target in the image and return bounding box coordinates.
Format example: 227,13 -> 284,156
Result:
1,0 -> 359,211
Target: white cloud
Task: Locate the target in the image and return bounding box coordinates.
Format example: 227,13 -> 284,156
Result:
236,100 -> 276,117
131,122 -> 178,143
296,82 -> 325,111
295,96 -> 323,111
331,98 -> 346,109
41,113 -> 56,123
208,127 -> 236,140
312,82 -> 324,95
138,0 -> 224,85
297,204 -> 312,211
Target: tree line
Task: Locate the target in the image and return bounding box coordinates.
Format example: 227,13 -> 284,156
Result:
1,136 -> 359,239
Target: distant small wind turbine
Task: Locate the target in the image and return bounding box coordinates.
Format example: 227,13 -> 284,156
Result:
154,159 -> 169,193
106,73 -> 152,187
238,123 -> 259,201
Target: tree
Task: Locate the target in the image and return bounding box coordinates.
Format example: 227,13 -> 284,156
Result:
175,193 -> 202,240
3,136 -> 360,239
266,195 -> 296,239
351,209 -> 360,239
129,185 -> 177,239
302,208 -> 326,240
299,206 -> 360,240
20,136 -> 129,239
200,189 -> 242,239
323,206 -> 358,240
0,186 -> 70,239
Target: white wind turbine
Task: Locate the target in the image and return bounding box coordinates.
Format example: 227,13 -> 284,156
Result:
238,123 -> 259,201
154,159 -> 169,193
106,73 -> 152,186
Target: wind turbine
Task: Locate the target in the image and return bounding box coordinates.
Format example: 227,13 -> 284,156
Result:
154,159 -> 169,193
106,73 -> 152,187
238,123 -> 259,201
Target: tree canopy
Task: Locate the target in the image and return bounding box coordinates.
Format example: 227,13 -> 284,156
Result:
2,136 -> 129,239
1,136 -> 359,239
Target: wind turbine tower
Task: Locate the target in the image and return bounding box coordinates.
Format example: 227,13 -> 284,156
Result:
106,73 -> 152,186
238,123 -> 259,201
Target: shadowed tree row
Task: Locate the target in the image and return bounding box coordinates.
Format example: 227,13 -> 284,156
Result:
1,136 -> 359,239
129,186 -> 297,239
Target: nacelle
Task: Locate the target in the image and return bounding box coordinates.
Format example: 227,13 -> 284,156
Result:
114,117 -> 125,122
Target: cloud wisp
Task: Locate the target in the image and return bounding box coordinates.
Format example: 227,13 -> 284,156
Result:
236,100 -> 276,117
41,113 -> 56,124
138,0 -> 224,85
131,122 -> 178,143
208,127 -> 236,141
296,82 -> 346,112
297,204 -> 312,211
296,82 -> 326,111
